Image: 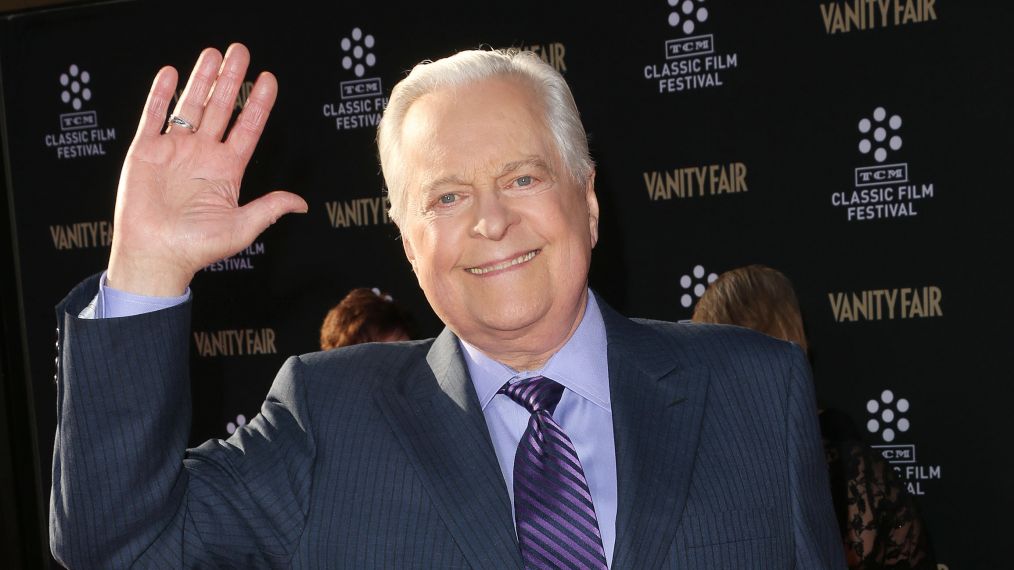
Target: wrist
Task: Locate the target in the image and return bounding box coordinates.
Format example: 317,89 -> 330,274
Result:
107,252 -> 192,297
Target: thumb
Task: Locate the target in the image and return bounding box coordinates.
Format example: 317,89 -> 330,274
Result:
236,190 -> 308,243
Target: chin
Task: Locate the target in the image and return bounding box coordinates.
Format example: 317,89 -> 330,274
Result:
456,293 -> 547,333
483,303 -> 546,331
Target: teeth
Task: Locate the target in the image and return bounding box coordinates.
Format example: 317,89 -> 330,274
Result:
467,250 -> 537,275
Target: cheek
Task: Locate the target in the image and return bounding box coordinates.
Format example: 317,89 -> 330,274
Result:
547,195 -> 592,247
413,226 -> 463,281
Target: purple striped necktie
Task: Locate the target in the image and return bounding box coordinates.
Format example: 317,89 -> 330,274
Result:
500,376 -> 608,570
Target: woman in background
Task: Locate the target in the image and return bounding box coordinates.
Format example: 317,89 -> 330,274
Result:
693,265 -> 936,570
320,287 -> 414,349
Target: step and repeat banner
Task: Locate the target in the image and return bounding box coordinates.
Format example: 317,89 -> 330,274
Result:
2,1 -> 1009,567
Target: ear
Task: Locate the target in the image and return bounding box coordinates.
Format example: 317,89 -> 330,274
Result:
585,169 -> 599,247
401,232 -> 416,267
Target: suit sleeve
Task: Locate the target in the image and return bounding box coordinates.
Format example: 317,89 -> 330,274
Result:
785,346 -> 847,569
50,276 -> 316,568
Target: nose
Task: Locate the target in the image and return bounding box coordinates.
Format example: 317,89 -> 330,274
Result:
471,190 -> 519,240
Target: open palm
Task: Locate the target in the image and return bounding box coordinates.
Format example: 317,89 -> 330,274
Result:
108,44 -> 307,296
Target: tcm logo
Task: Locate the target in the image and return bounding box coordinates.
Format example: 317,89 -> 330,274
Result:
339,27 -> 382,101
665,0 -> 713,59
341,78 -> 383,100
60,111 -> 97,132
855,163 -> 908,187
666,36 -> 714,60
58,64 -> 97,132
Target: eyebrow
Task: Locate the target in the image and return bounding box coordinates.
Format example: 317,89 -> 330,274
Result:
497,156 -> 552,178
422,174 -> 470,196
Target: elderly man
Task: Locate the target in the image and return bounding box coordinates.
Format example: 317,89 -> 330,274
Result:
50,44 -> 844,568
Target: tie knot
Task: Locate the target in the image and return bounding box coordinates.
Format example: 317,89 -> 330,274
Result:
499,376 -> 564,415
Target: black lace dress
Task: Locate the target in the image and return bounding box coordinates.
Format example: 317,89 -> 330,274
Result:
821,408 -> 937,569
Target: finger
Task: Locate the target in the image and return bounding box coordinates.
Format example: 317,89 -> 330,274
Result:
167,48 -> 222,135
200,43 -> 252,141
134,66 -> 178,142
225,71 -> 278,164
234,191 -> 309,245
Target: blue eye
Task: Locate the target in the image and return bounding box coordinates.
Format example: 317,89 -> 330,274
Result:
439,194 -> 456,204
516,175 -> 533,187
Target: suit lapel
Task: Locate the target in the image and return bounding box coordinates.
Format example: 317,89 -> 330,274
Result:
374,328 -> 523,569
601,302 -> 711,570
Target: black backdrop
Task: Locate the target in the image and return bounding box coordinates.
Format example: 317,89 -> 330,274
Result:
2,1 -> 1011,567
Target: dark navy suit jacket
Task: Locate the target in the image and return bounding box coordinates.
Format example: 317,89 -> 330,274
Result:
50,274 -> 845,568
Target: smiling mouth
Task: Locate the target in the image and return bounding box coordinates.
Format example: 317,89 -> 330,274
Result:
465,250 -> 540,275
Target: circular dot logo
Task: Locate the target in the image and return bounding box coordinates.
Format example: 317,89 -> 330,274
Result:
858,106 -> 903,164
59,64 -> 92,111
340,27 -> 377,79
667,0 -> 709,35
865,389 -> 911,443
226,414 -> 247,435
679,264 -> 718,308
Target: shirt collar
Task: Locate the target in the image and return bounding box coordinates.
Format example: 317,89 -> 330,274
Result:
459,291 -> 611,413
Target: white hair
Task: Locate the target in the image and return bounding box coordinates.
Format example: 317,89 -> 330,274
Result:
377,49 -> 594,226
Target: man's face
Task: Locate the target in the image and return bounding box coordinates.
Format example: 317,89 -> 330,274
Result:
398,76 -> 599,363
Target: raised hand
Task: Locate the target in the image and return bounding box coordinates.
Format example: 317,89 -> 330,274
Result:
106,43 -> 307,296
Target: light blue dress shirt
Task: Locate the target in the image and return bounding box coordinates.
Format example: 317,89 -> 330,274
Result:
87,276 -> 618,566
81,271 -> 190,319
458,293 -> 617,566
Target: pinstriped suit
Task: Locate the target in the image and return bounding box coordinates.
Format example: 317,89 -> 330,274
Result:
50,274 -> 845,568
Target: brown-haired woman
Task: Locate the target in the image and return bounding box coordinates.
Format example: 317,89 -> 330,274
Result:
693,265 -> 935,570
319,287 -> 414,350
